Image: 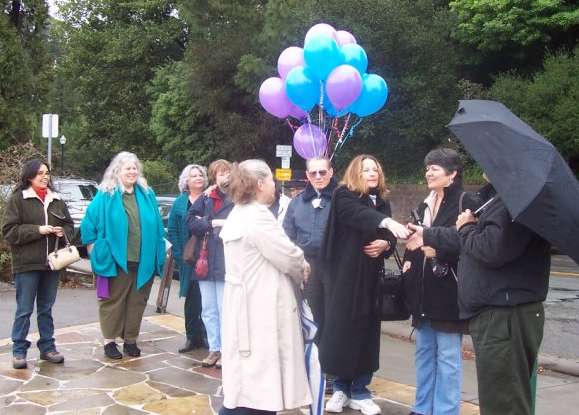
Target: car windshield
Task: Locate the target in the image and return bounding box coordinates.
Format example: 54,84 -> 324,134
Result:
58,183 -> 97,201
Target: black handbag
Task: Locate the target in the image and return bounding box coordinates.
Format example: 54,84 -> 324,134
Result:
374,249 -> 410,321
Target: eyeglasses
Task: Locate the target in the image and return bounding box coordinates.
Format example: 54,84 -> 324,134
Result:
307,169 -> 328,178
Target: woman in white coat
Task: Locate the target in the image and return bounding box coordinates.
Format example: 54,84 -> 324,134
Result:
219,159 -> 312,415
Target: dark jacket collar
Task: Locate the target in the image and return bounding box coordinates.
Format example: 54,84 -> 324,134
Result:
302,178 -> 338,201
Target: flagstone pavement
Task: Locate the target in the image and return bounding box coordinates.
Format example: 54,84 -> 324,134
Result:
0,314 -> 479,415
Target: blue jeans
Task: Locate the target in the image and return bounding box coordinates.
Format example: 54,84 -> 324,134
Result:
11,271 -> 60,356
334,373 -> 373,400
413,320 -> 463,415
199,280 -> 224,352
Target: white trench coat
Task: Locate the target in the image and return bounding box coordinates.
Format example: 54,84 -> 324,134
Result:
219,202 -> 312,411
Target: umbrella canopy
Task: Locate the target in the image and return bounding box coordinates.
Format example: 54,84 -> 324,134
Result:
448,99 -> 579,265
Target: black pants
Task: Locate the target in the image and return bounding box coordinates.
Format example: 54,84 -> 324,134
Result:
184,280 -> 205,341
303,257 -> 325,334
469,302 -> 544,415
219,407 -> 275,415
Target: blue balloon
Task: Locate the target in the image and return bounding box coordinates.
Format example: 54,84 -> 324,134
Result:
285,66 -> 320,111
304,34 -> 343,80
350,74 -> 389,117
341,44 -> 368,75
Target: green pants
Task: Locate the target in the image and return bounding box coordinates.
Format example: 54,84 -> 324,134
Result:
469,302 -> 544,415
99,264 -> 153,342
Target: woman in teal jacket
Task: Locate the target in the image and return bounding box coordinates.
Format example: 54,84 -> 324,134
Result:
167,164 -> 207,353
81,151 -> 165,360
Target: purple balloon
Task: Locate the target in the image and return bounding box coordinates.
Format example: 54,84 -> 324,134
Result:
259,77 -> 292,118
326,65 -> 363,110
277,46 -> 305,79
304,23 -> 337,44
293,123 -> 327,159
288,104 -> 308,120
336,30 -> 357,46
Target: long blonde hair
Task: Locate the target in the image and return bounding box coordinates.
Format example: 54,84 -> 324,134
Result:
99,151 -> 149,194
341,154 -> 388,199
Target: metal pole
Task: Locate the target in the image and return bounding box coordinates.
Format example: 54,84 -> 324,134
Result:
61,143 -> 64,176
47,116 -> 52,168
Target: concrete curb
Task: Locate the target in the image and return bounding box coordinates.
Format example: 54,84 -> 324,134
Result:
381,321 -> 579,378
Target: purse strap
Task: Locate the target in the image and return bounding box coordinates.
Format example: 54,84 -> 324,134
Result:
392,247 -> 404,272
53,233 -> 71,253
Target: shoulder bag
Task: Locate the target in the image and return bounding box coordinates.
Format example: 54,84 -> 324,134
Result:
194,234 -> 209,278
374,248 -> 410,321
47,233 -> 81,271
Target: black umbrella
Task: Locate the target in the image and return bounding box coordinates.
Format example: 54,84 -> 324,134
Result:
448,99 -> 579,265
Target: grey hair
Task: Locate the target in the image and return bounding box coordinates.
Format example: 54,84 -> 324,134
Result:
306,156 -> 331,170
99,151 -> 149,193
178,164 -> 208,192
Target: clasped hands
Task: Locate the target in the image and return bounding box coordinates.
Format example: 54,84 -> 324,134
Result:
39,225 -> 65,237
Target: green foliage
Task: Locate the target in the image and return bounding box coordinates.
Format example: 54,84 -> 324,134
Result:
489,46 -> 579,168
142,159 -> 177,193
0,1 -> 52,148
450,0 -> 579,52
51,0 -> 187,178
148,61 -> 216,169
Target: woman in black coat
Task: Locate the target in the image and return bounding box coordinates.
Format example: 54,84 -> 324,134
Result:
402,148 -> 477,415
320,155 -> 408,415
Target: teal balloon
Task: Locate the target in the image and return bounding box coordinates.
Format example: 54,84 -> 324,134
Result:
341,44 -> 368,75
285,66 -> 320,111
304,34 -> 342,80
350,74 -> 388,117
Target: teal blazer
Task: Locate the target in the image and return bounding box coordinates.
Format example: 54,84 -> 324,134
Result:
81,185 -> 165,289
167,192 -> 193,297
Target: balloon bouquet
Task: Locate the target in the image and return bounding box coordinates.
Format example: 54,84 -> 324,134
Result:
259,23 -> 389,160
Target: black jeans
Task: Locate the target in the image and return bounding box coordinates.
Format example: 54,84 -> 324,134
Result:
303,257 -> 325,333
185,280 -> 205,341
469,302 -> 544,415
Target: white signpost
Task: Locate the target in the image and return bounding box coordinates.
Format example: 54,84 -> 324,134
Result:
276,144 -> 292,169
42,114 -> 59,168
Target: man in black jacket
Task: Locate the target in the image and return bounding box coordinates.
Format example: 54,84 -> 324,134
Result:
283,156 -> 337,329
456,189 -> 550,415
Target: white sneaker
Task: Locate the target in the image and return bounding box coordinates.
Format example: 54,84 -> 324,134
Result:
325,391 -> 350,413
348,398 -> 381,415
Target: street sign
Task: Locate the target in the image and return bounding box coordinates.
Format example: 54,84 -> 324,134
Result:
42,114 -> 59,138
275,168 -> 292,181
276,145 -> 292,158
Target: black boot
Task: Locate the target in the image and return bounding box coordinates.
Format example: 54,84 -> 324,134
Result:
104,342 -> 122,359
178,339 -> 195,353
123,342 -> 141,357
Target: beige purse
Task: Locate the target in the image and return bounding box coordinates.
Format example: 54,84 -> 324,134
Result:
47,234 -> 80,271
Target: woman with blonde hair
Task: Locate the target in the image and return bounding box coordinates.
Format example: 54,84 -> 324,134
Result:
320,155 -> 409,415
81,151 -> 165,359
167,164 -> 208,353
219,159 -> 312,415
187,159 -> 234,368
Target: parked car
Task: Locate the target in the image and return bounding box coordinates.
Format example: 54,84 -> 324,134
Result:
156,195 -> 177,233
52,177 -> 99,228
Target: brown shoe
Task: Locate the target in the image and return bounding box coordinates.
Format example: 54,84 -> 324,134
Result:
215,356 -> 222,369
13,355 -> 27,369
40,350 -> 64,364
202,351 -> 221,367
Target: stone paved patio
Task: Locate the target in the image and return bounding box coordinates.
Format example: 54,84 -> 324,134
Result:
0,314 -> 479,414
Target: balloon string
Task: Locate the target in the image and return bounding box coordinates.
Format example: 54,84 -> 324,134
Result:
286,119 -> 298,132
339,117 -> 363,150
307,121 -> 318,157
318,81 -> 324,135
